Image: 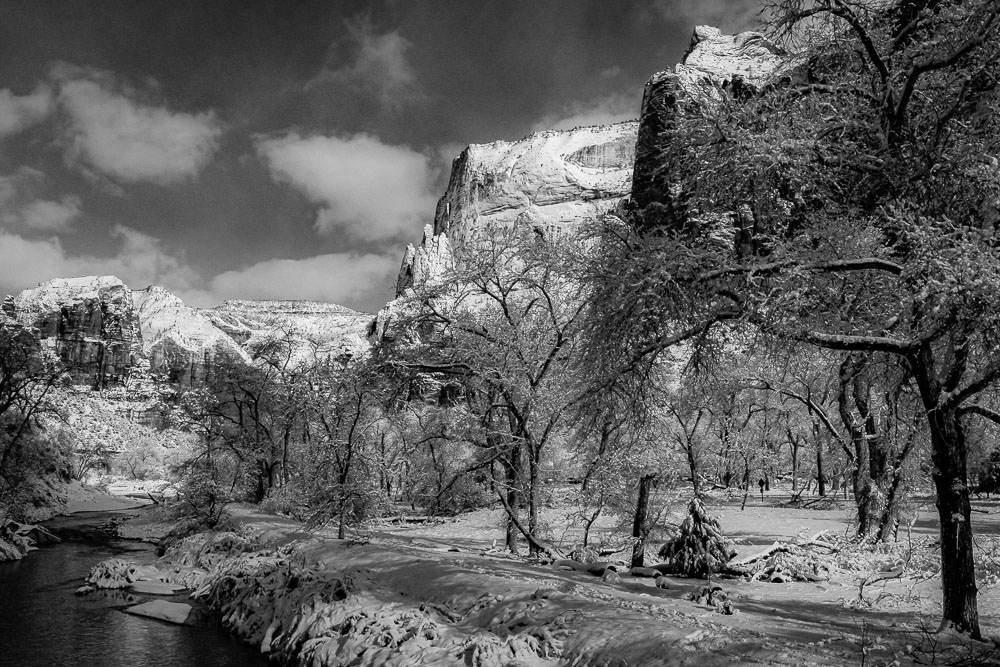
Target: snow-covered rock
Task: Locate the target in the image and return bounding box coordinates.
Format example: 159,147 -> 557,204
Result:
133,285 -> 251,385
207,299 -> 370,367
632,26 -> 799,212
434,121 -> 638,244
393,122 -> 637,300
124,600 -> 193,624
5,276 -> 141,388
4,276 -> 373,391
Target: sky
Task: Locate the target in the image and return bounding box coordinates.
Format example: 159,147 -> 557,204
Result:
0,0 -> 762,313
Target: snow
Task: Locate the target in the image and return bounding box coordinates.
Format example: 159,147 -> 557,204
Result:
90,495 -> 1000,666
124,600 -> 193,624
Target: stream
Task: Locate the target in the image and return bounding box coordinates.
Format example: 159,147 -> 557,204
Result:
0,510 -> 268,667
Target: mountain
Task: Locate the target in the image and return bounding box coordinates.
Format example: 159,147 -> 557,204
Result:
395,121 -> 639,296
2,276 -> 372,391
1,26 -> 792,391
632,26 -> 797,217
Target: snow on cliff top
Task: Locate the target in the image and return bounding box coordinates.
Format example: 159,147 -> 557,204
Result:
132,284 -> 251,360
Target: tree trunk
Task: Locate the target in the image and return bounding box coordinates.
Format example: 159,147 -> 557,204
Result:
928,406 -> 981,638
789,429 -> 800,492
504,442 -> 522,554
528,446 -> 540,557
816,444 -> 826,497
631,473 -> 657,568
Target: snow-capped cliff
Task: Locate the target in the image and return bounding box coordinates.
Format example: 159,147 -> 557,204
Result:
632,26 -> 799,211
394,121 -> 638,298
4,276 -> 372,390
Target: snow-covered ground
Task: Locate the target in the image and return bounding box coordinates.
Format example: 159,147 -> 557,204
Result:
90,493 -> 1000,666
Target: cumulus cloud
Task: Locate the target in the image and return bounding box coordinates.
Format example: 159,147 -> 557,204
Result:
308,17 -> 421,110
7,196 -> 82,232
0,85 -> 53,137
0,168 -> 82,233
55,68 -> 223,185
532,93 -> 638,132
0,225 -> 200,299
206,252 -> 399,311
257,132 -> 437,241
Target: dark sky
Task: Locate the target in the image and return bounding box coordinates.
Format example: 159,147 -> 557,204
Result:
0,0 -> 761,312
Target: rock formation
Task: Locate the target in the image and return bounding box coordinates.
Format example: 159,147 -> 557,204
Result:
3,277 -> 373,391
207,299 -> 370,367
3,276 -> 141,388
631,26 -> 799,219
132,285 -> 251,386
394,121 -> 638,299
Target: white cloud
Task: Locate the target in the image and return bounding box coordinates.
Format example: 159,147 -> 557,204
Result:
10,196 -> 82,232
56,71 -> 222,185
257,132 -> 437,240
652,0 -> 764,34
0,85 -> 52,137
0,223 -> 397,313
532,93 -> 638,132
0,168 -> 81,232
206,252 -> 399,311
308,17 -> 421,110
0,225 -> 199,299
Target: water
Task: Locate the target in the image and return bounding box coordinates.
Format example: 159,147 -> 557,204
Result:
0,511 -> 269,667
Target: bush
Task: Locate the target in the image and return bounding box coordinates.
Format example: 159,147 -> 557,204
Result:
658,497 -> 736,579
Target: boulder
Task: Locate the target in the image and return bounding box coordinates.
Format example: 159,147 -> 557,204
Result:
124,600 -> 193,625
128,581 -> 187,595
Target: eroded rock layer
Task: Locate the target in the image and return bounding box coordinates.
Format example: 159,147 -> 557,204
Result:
631,26 -> 799,222
3,277 -> 373,390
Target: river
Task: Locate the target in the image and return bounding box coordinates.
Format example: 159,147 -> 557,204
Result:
0,510 -> 269,667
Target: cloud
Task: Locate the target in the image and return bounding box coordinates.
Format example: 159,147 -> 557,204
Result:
0,85 -> 52,137
651,0 -> 764,34
257,132 -> 437,241
55,68 -> 223,185
308,17 -> 421,110
8,196 -> 82,232
532,93 -> 638,132
0,168 -> 81,232
0,225 -> 200,299
206,252 -> 399,311
0,224 -> 397,312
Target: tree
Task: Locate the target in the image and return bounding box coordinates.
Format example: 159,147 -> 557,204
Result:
0,324 -> 65,519
385,225 -> 586,557
585,1 -> 1000,637
303,358 -> 389,539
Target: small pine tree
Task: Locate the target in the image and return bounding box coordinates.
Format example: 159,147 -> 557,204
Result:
659,497 -> 735,579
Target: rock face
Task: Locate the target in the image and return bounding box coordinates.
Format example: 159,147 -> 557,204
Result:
132,285 -> 251,386
433,121 -> 638,243
393,122 -> 638,301
4,276 -> 141,388
631,26 -> 798,218
207,299 -> 371,367
4,277 -> 373,390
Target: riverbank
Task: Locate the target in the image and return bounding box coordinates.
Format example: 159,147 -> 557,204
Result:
0,508 -> 269,667
86,501 -> 1000,666
1,481 -> 152,561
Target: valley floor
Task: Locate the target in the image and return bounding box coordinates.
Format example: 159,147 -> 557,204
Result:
108,492 -> 1000,666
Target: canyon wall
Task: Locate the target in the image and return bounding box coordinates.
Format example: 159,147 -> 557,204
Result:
2,277 -> 373,391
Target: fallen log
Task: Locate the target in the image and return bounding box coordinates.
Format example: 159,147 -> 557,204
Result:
552,559 -> 618,576
727,541 -> 784,568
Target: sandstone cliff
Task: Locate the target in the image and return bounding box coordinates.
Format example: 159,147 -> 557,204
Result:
3,277 -> 373,391
394,122 -> 638,299
4,276 -> 141,388
631,26 -> 799,220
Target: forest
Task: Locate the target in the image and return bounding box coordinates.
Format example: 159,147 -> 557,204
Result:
2,0 -> 1000,646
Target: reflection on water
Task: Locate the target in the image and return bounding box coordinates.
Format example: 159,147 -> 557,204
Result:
0,511 -> 268,667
